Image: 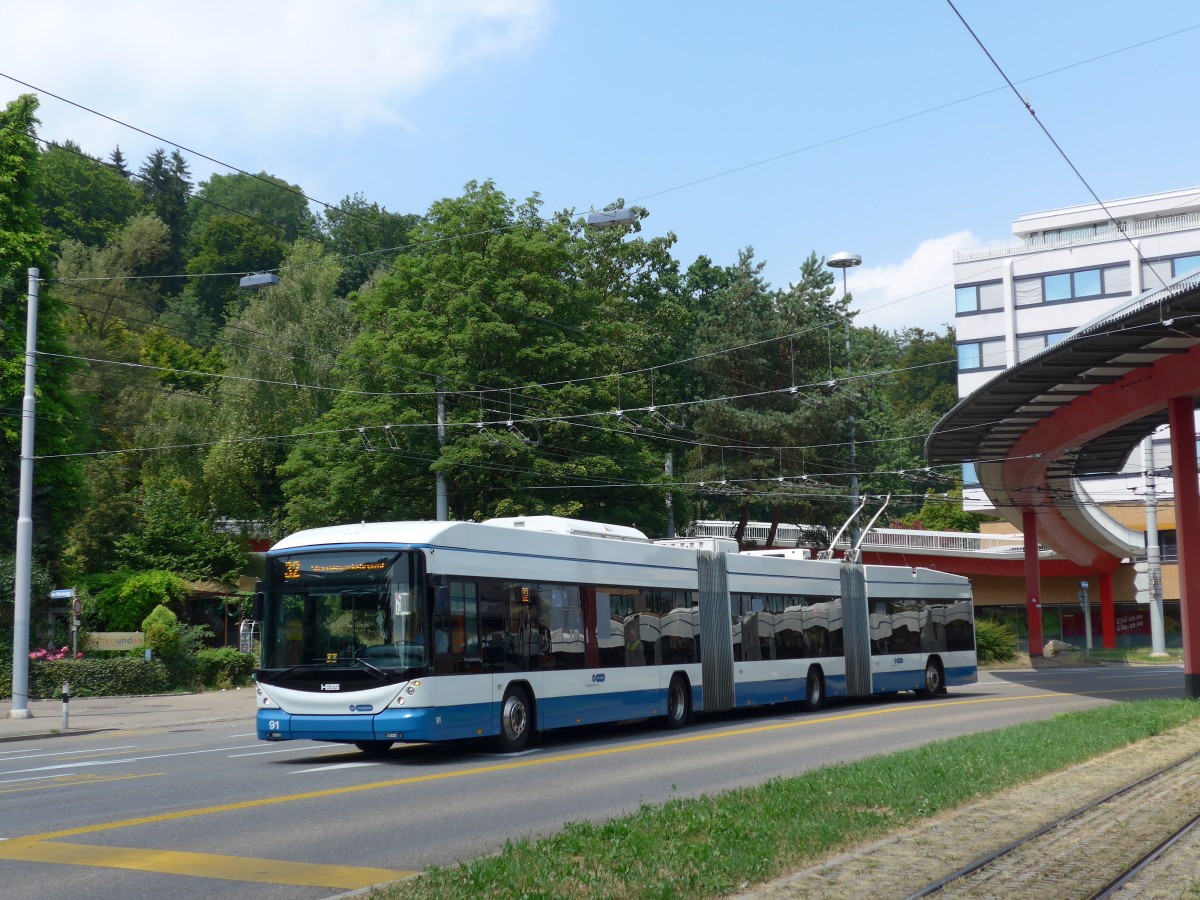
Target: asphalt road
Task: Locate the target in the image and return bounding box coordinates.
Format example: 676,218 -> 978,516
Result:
0,666 -> 1184,899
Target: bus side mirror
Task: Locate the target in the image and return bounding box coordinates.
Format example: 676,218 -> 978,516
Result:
252,592 -> 264,620
433,585 -> 450,616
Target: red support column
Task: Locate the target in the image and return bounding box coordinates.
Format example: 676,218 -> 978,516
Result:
1100,571 -> 1116,650
1168,396 -> 1200,698
1023,509 -> 1044,658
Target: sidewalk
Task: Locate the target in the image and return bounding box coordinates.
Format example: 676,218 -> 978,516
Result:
0,688 -> 256,742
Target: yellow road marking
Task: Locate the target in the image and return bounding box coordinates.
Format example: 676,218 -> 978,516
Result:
16,688 -> 1144,845
0,772 -> 162,795
0,840 -> 413,889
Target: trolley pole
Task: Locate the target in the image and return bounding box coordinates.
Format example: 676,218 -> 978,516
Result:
665,452 -> 675,538
8,269 -> 39,720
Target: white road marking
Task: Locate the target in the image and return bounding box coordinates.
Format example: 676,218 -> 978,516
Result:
290,762 -> 381,773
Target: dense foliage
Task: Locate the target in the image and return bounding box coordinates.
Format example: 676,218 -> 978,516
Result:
3,95 -> 966,655
975,618 -> 1020,663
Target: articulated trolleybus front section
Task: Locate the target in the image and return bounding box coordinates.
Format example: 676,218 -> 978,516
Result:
253,517 -> 976,752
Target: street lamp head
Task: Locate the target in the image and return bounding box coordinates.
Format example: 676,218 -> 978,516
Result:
586,208 -> 637,229
826,251 -> 862,270
239,272 -> 280,290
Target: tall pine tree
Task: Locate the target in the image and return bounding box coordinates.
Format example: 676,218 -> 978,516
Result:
138,148 -> 192,289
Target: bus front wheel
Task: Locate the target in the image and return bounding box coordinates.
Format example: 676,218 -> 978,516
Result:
497,685 -> 533,752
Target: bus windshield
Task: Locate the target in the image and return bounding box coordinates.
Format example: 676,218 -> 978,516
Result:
260,549 -> 427,671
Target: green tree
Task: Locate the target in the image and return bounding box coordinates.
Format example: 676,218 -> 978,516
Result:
683,249 -> 849,542
96,570 -> 188,631
64,456 -> 141,576
857,326 -> 960,516
901,487 -> 990,533
138,148 -> 192,286
55,214 -> 174,455
281,182 -> 679,533
0,94 -> 85,565
114,479 -> 244,584
108,145 -> 131,179
183,215 -> 287,326
202,240 -> 355,527
35,141 -> 142,248
190,171 -> 314,243
319,193 -> 419,295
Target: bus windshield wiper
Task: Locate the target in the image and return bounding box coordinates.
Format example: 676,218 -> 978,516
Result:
355,659 -> 388,681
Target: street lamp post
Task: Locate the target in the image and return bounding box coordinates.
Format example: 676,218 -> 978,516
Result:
8,269 -> 39,719
826,252 -> 862,548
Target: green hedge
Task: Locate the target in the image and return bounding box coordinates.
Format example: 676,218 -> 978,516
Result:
194,648 -> 257,689
3,657 -> 172,699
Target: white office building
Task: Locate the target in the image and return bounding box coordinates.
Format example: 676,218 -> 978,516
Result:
953,187 -> 1200,512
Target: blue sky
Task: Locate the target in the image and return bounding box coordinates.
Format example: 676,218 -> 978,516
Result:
3,0 -> 1198,333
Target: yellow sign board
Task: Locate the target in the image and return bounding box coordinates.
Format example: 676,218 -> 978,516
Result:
85,632 -> 145,650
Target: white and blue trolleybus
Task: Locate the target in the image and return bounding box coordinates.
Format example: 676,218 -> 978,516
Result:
253,516 -> 976,752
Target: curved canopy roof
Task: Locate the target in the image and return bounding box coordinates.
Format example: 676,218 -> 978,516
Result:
926,271 -> 1200,570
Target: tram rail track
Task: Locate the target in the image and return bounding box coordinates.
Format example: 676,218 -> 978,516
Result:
743,718 -> 1200,900
909,748 -> 1200,898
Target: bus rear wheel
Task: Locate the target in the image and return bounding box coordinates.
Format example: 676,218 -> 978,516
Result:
916,659 -> 944,698
804,667 -> 826,711
496,685 -> 533,752
664,675 -> 690,730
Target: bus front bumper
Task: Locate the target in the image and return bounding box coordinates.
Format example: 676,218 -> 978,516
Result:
257,706 -> 437,743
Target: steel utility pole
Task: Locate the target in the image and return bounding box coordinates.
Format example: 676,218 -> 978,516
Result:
8,269 -> 39,720
826,252 -> 862,548
436,382 -> 448,521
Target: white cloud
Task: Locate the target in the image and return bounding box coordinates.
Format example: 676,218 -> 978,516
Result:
839,231 -> 979,335
0,0 -> 553,150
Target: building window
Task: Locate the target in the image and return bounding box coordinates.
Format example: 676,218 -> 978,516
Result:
955,280 -> 1004,314
957,338 -> 1005,370
1016,329 -> 1071,362
962,462 -> 979,487
1142,253 -> 1200,290
1015,264 -> 1130,306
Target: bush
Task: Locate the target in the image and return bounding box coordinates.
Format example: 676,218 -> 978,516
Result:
102,570 -> 188,631
195,647 -> 256,688
18,657 -> 171,699
142,604 -> 182,660
136,604 -> 213,689
976,618 -> 1018,664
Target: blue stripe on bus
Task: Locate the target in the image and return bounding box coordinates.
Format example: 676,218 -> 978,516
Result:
872,669 -> 927,694
944,665 -> 978,687
732,677 -> 807,706
539,689 -> 663,728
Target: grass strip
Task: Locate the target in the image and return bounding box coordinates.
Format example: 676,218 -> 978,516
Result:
374,700 -> 1200,900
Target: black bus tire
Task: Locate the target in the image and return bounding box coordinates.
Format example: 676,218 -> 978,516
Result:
496,684 -> 533,752
804,667 -> 826,711
664,674 -> 690,730
916,659 -> 944,698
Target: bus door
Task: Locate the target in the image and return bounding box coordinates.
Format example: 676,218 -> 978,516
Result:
479,584 -> 541,730
432,581 -> 480,676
